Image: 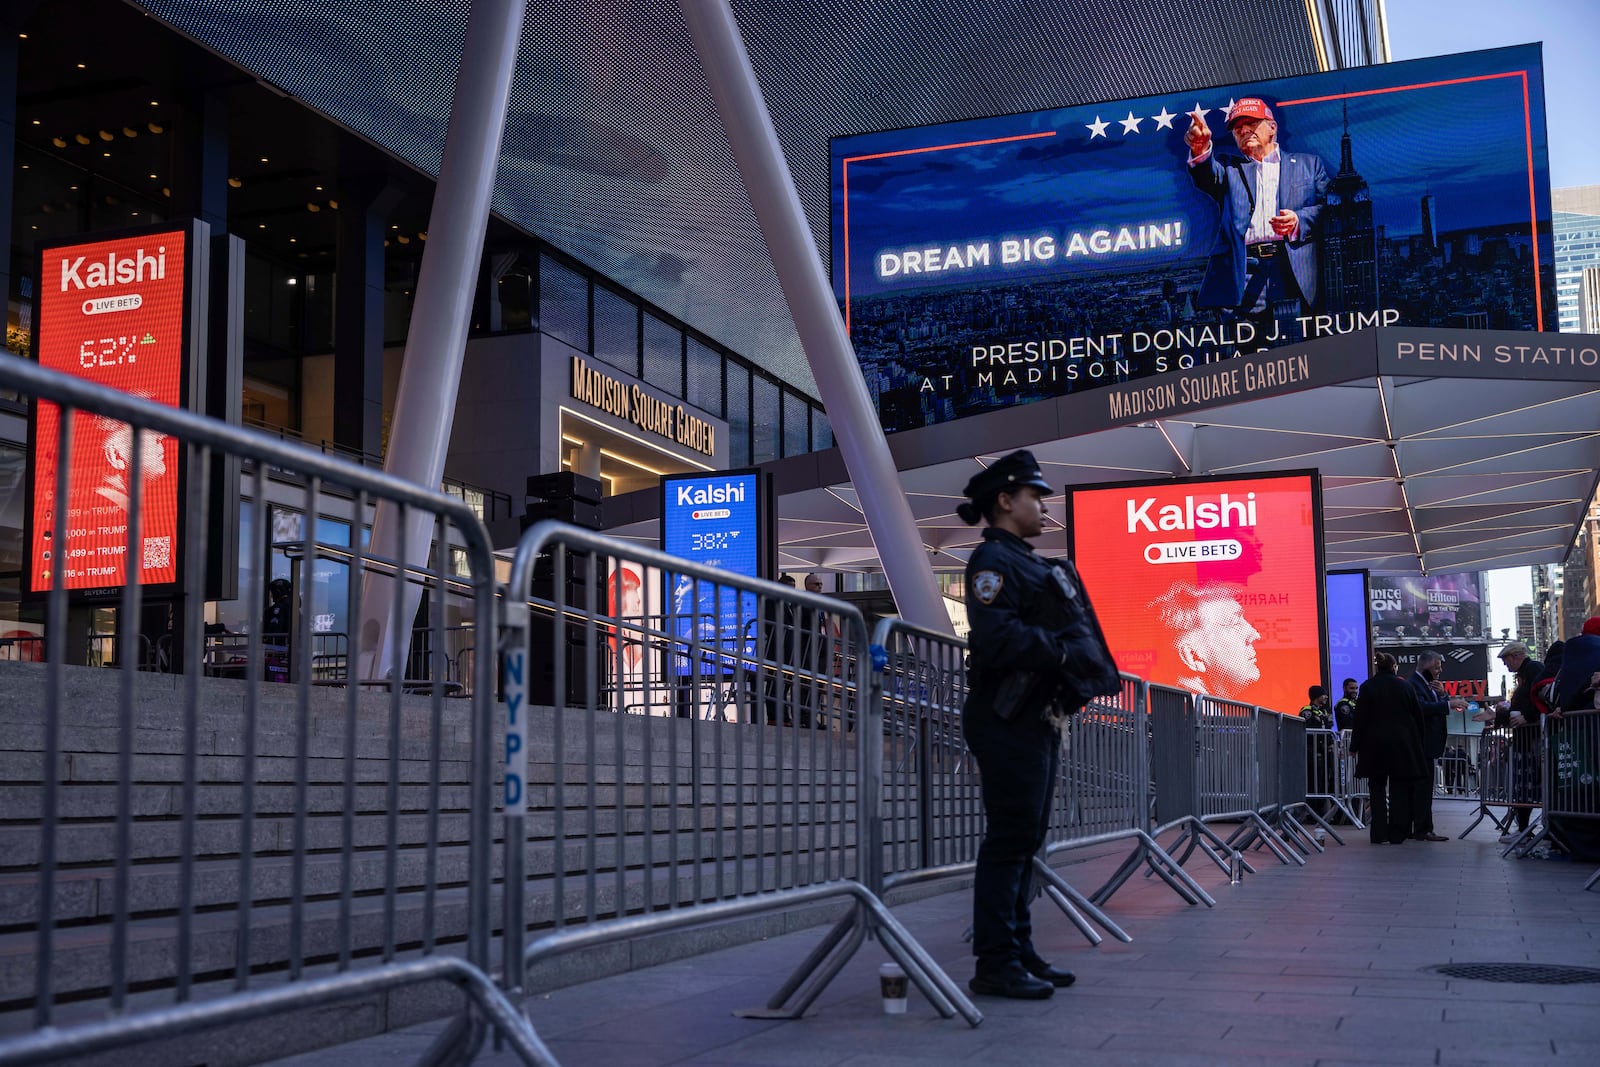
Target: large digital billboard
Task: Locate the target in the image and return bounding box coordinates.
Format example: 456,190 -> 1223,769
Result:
27,223 -> 201,595
1369,572 -> 1486,642
831,45 -> 1554,433
660,470 -> 765,674
1066,471 -> 1324,714
1326,570 -> 1371,695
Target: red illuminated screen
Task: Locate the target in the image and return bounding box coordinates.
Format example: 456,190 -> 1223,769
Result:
1070,473 -> 1321,714
31,230 -> 186,591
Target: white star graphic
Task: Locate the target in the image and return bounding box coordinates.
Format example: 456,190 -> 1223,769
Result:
1152,107 -> 1177,130
1119,111 -> 1143,135
1189,102 -> 1211,123
1086,115 -> 1109,139
1224,97 -> 1237,118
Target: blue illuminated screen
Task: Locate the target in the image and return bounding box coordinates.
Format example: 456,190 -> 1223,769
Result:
661,471 -> 761,673
1325,570 -> 1370,726
830,45 -> 1554,433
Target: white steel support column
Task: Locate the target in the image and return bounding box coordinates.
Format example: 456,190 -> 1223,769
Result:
358,0 -> 527,677
679,0 -> 951,635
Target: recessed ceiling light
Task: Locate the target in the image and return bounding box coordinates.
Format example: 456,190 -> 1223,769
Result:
259,156 -> 268,163
20,164 -> 28,170
122,127 -> 138,138
75,63 -> 85,69
149,173 -> 157,179
227,177 -> 242,188
149,100 -> 159,107
68,184 -> 77,191
31,119 -> 39,126
102,152 -> 110,158
258,223 -> 266,229
314,185 -> 323,191
289,237 -> 297,243
147,122 -> 164,134
97,130 -> 114,142
73,133 -> 90,145
52,137 -> 66,148
306,202 -> 320,212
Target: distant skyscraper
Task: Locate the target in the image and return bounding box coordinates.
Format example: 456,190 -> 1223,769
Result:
1581,267 -> 1600,333
1554,185 -> 1600,332
1323,104 -> 1378,315
1419,193 -> 1438,254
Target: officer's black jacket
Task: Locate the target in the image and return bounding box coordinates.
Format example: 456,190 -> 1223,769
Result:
963,527 -> 1116,719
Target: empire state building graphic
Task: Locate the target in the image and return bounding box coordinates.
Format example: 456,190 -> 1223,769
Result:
1323,103 -> 1379,315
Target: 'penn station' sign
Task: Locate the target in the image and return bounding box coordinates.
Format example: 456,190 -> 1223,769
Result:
570,357 -> 716,457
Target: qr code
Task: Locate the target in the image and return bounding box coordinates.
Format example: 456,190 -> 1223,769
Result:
143,536 -> 171,571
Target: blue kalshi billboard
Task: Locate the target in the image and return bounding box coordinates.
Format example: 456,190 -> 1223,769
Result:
831,45 -> 1554,432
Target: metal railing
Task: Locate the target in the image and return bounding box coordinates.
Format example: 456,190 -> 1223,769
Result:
1541,707 -> 1600,890
0,351 -> 547,1066
1305,727 -> 1365,827
500,523 -> 980,1030
1461,724 -> 1542,847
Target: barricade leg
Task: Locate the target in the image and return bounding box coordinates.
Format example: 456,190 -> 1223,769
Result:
1585,867 -> 1600,892
1151,818 -> 1243,880
1032,858 -> 1127,943
1223,812 -> 1302,866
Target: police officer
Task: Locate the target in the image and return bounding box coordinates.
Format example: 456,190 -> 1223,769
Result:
262,577 -> 292,638
957,449 -> 1091,1000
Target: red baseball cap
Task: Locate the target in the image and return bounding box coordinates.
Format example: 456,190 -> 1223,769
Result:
1227,97 -> 1275,127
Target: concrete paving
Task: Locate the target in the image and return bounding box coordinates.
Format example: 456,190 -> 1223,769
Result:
273,800 -> 1600,1066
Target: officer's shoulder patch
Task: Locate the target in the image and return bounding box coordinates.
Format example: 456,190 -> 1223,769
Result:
972,570 -> 1003,605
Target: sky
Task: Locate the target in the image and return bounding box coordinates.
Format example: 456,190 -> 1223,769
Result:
1384,0 -> 1600,188
1387,0 -> 1597,698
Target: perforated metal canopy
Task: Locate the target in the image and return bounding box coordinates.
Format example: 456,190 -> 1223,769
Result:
132,0 -> 1348,396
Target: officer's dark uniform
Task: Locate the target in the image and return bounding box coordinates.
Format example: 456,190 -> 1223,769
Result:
959,450 -> 1091,999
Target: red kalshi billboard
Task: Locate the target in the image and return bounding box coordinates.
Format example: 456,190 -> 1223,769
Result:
1067,471 -> 1326,714
28,225 -> 198,595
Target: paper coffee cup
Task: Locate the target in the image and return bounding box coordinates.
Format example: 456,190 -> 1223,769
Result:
879,961 -> 908,1013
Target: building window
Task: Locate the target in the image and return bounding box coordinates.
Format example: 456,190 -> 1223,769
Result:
725,363 -> 750,466
782,392 -> 809,457
752,375 -> 779,463
592,285 -> 639,375
539,256 -> 589,352
642,314 -> 683,398
686,338 -> 722,417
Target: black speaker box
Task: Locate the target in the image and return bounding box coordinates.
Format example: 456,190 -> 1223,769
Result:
527,471 -> 603,505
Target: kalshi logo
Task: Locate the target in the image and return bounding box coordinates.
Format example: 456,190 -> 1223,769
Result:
60,245 -> 167,291
675,481 -> 746,507
1126,492 -> 1256,533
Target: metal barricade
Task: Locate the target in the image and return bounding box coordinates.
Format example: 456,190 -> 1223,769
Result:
1305,727 -> 1364,828
1461,724 -> 1542,846
501,525 -> 979,1029
1056,678 -> 1214,920
0,353 -> 548,1066
1542,708 -> 1600,890
1191,697 -> 1299,865
1271,714 -> 1343,852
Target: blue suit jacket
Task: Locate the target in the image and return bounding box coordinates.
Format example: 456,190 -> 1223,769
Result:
1188,149 -> 1329,311
1405,669 -> 1451,760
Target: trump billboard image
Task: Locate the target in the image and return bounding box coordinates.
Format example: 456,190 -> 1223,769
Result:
831,45 -> 1554,433
1066,471 -> 1325,714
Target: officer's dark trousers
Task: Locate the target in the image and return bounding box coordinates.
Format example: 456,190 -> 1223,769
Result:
963,706 -> 1059,976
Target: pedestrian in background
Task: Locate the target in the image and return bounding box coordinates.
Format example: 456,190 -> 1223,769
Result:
1350,652 -> 1428,845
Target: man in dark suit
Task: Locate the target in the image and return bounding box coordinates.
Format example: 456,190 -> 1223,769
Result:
1405,650 -> 1463,841
1183,97 -> 1329,343
1351,652 -> 1428,845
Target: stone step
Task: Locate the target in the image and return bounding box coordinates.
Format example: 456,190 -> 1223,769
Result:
0,820 -> 866,927
0,846 -> 866,1006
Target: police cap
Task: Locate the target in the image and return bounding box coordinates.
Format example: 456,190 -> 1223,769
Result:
962,450 -> 1055,503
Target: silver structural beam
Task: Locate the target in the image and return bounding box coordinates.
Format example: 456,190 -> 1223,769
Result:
679,0 -> 952,635
358,0 -> 528,677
